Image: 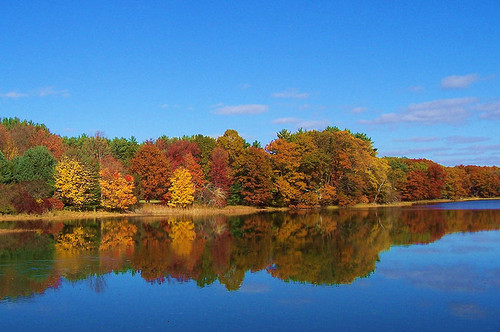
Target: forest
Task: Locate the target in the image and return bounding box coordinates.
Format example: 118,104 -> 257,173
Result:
0,117 -> 499,214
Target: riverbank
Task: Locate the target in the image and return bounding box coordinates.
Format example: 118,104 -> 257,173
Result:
0,204 -> 285,222
0,197 -> 498,222
344,196 -> 500,209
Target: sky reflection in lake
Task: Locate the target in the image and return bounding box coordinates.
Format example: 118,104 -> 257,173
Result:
1,202 -> 500,331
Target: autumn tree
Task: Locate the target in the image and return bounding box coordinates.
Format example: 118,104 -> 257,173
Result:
190,134 -> 217,177
55,157 -> 98,208
236,147 -> 273,206
183,153 -> 206,195
82,132 -> 111,164
130,143 -> 171,201
216,129 -> 246,168
209,147 -> 232,193
99,168 -> 137,211
168,167 -> 195,208
266,138 -> 310,207
443,166 -> 470,199
164,139 -> 201,170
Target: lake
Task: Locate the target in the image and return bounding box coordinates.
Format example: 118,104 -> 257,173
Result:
1,200 -> 500,331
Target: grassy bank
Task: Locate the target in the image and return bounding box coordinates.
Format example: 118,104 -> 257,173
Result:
0,204 -> 285,222
0,197 -> 498,222
344,196 -> 500,209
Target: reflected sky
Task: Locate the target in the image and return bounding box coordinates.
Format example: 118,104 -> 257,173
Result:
1,201 -> 500,331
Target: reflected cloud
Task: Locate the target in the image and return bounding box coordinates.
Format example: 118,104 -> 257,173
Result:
239,283 -> 271,294
380,266 -> 486,292
449,302 -> 485,320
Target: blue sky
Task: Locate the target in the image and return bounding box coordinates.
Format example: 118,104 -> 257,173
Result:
1,1 -> 499,166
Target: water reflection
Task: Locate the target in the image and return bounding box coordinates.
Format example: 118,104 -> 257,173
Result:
1,206 -> 500,300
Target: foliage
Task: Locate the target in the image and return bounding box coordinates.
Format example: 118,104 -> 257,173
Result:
131,143 -> 171,201
209,147 -> 232,193
54,157 -> 98,208
1,117 -> 499,213
12,146 -> 57,185
0,150 -> 13,184
236,147 -> 273,206
168,167 -> 195,208
99,169 -> 137,211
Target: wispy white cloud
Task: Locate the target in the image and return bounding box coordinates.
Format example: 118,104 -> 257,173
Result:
445,136 -> 489,144
0,91 -> 29,98
360,97 -> 478,125
37,86 -> 69,97
381,147 -> 447,157
273,117 -> 301,124
0,87 -> 69,98
350,107 -> 368,114
395,136 -> 489,144
298,120 -> 331,129
272,88 -> 309,99
394,136 -> 440,143
409,85 -> 425,93
273,117 -> 330,129
213,104 -> 268,115
441,74 -> 479,89
475,101 -> 500,120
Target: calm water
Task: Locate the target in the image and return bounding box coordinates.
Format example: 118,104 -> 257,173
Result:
1,200 -> 500,331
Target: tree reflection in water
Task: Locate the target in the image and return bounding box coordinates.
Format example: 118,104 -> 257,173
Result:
1,206 -> 500,300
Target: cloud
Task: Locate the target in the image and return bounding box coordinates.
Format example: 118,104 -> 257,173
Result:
272,88 -> 310,99
1,87 -> 69,98
360,97 -> 478,125
445,136 -> 489,144
449,303 -> 485,320
409,85 -> 425,93
37,86 -> 70,97
213,104 -> 268,115
475,101 -> 500,120
273,117 -> 330,129
0,91 -> 29,98
350,107 -> 368,114
273,117 -> 301,124
441,74 -> 480,89
380,265 -> 486,292
394,136 -> 440,143
394,136 -> 488,144
381,147 -> 447,157
298,120 -> 331,129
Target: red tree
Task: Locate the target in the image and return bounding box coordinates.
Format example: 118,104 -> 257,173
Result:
131,143 -> 171,201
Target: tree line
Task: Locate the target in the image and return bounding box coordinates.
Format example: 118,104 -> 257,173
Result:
0,117 -> 499,214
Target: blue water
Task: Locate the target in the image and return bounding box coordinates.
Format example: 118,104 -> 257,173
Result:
424,199 -> 500,210
1,204 -> 500,331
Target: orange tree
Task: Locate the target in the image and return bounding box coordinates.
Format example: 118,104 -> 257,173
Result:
131,143 -> 171,201
99,168 -> 137,211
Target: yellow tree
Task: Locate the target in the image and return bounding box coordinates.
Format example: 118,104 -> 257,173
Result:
168,167 -> 195,208
99,168 -> 137,211
54,157 -> 96,208
168,219 -> 196,258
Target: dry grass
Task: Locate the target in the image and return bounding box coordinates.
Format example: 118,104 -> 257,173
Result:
0,204 -> 284,222
136,203 -> 283,217
1,197 -> 497,222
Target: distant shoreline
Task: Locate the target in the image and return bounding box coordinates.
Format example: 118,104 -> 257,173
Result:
0,197 -> 498,222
